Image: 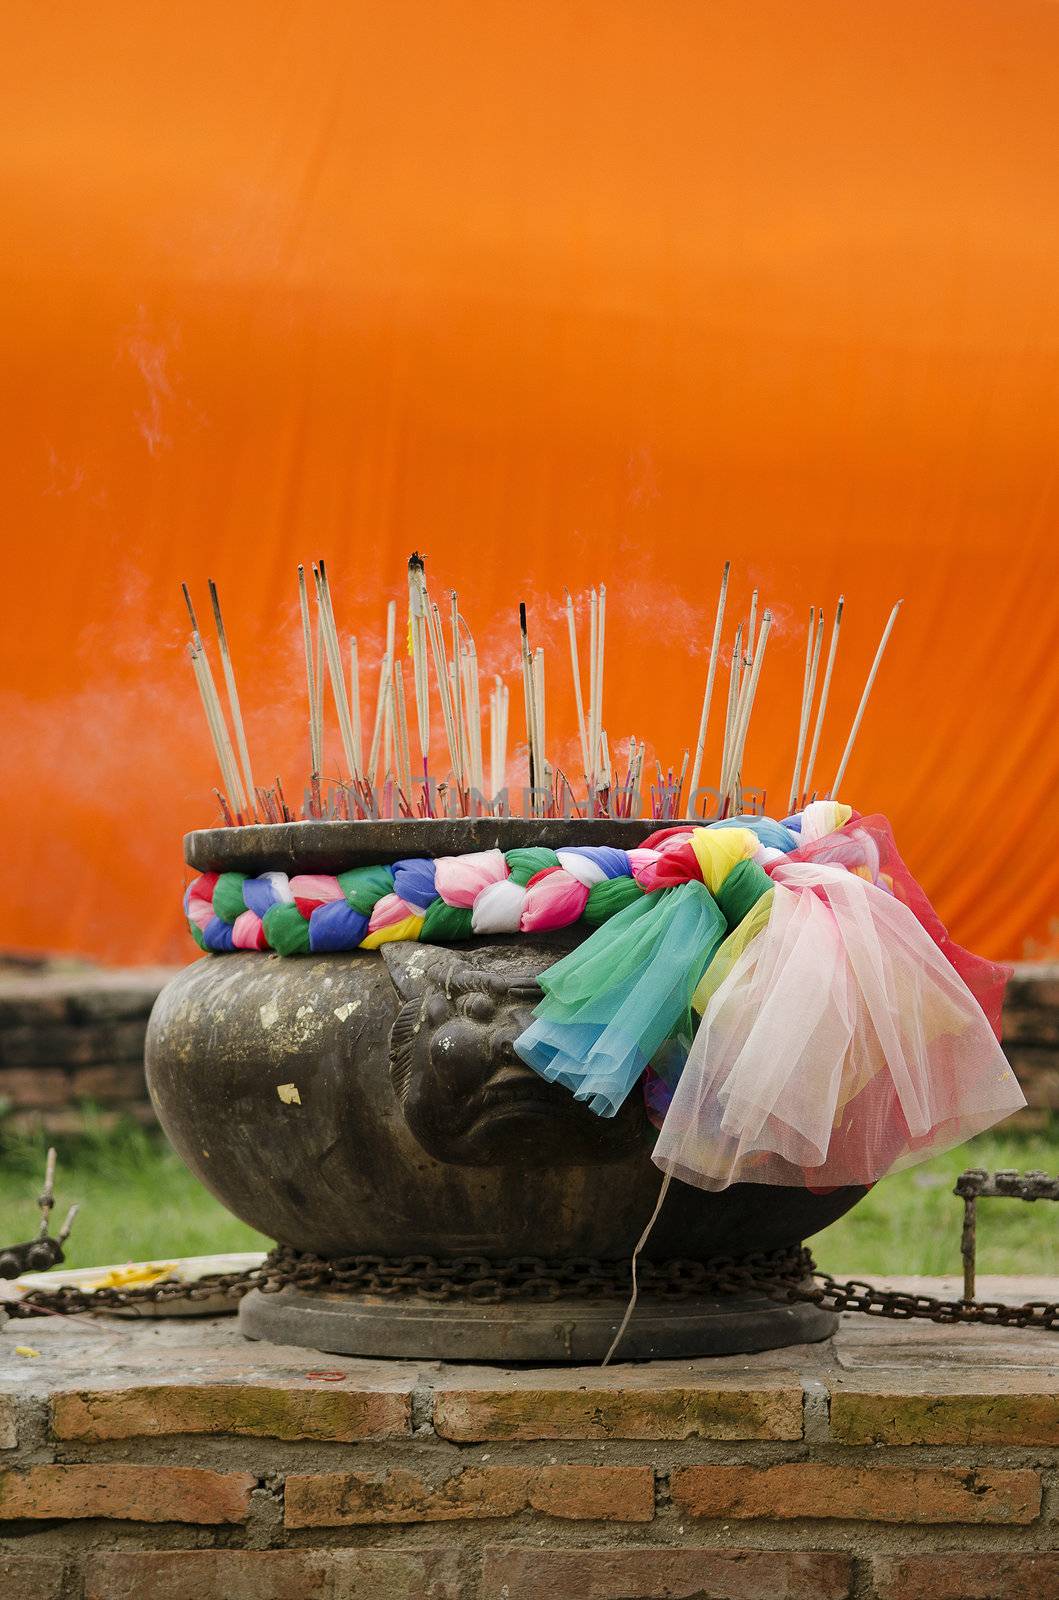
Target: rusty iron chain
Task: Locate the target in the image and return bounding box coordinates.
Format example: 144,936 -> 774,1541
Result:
7,1240 -> 1059,1330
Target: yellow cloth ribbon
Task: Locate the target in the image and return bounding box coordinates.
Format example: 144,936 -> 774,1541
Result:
360,913 -> 426,949
689,827 -> 758,893
691,888 -> 774,1014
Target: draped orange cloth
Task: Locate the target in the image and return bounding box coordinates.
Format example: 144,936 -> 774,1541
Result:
3,1 -> 1059,966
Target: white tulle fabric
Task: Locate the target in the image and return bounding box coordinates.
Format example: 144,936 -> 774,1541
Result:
652,860 -> 1025,1191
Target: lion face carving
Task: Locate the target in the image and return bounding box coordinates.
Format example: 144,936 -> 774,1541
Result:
381,942 -> 645,1167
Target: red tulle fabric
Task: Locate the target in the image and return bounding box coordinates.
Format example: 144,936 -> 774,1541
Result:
778,814 -> 1009,1040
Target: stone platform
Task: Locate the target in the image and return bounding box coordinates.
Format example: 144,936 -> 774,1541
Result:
1,1277 -> 1058,1598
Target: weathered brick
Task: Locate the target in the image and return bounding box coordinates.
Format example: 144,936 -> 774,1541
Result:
71,1064 -> 146,1101
0,1553 -> 66,1600
1,1022 -> 99,1068
482,1545 -> 852,1599
285,1464 -> 655,1527
0,971 -> 167,1030
831,1384 -> 1059,1446
435,1379 -> 801,1441
0,1395 -> 16,1451
52,1380 -> 411,1442
1002,1009 -> 1059,1045
0,977 -> 72,1027
0,1068 -> 69,1107
65,971 -> 172,1022
871,1552 -> 1059,1599
1006,966 -> 1059,1011
670,1464 -> 1040,1524
84,1548 -> 467,1600
0,1463 -> 255,1523
0,1019 -> 147,1069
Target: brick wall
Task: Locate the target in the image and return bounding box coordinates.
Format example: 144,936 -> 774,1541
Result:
0,1309 -> 1057,1599
1,960 -> 1058,1133
0,966 -> 176,1133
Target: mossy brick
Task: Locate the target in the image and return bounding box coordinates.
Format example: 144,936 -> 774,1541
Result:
51,1380 -> 412,1442
434,1379 -> 802,1441
831,1384 -> 1059,1446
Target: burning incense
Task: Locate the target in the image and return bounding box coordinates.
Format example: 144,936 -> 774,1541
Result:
188,641 -> 244,814
407,554 -> 432,769
831,600 -> 903,797
314,561 -> 362,785
207,579 -> 256,814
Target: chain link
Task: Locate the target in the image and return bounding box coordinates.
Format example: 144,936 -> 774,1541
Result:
7,1244 -> 1059,1330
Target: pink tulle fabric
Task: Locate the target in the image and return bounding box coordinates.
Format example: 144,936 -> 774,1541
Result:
780,815 -> 1009,1040
434,848 -> 509,907
520,867 -> 590,931
231,909 -> 267,950
185,883 -> 216,932
367,893 -> 420,934
652,859 -> 1025,1192
290,873 -> 345,917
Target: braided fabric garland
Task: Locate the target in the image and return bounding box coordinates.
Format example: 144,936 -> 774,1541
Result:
184,803 -> 853,955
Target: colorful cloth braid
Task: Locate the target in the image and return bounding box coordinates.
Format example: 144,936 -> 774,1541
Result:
183,803 -> 853,956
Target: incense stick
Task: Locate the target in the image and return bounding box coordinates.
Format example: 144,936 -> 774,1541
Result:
518,603 -> 539,812
367,648 -> 391,787
427,599 -> 462,799
801,596 -> 843,809
595,585 -> 606,791
718,623 -> 743,802
407,554 -> 432,771
188,642 -> 243,814
206,580 -> 255,815
727,609 -> 772,809
296,566 -> 321,782
789,607 -> 824,813
687,562 -> 730,819
393,656 -> 413,800
449,592 -> 467,794
533,645 -> 547,792
564,589 -> 590,782
314,562 -> 362,785
349,636 -> 363,775
831,600 -> 903,798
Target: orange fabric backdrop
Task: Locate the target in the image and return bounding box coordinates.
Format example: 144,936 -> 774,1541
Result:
3,0 -> 1059,967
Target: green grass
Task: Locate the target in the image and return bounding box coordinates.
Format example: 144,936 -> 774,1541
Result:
1,1116 -> 1056,1278
808,1123 -> 1059,1278
0,1117 -> 266,1268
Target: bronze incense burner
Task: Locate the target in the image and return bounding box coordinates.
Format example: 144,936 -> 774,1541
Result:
146,820 -> 865,1359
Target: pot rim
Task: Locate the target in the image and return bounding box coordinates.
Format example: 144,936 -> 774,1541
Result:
185,816 -> 677,874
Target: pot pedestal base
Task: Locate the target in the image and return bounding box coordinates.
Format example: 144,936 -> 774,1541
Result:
238,1285 -> 836,1362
